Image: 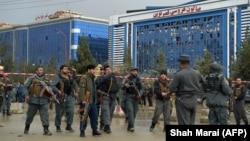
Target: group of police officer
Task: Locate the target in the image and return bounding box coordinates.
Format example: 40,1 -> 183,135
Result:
0,54 -> 249,137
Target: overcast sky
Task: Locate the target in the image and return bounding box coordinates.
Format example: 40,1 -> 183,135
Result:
0,0 -> 191,25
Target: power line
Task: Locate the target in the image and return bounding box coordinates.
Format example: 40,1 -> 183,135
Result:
0,0 -> 83,11
0,0 -> 51,5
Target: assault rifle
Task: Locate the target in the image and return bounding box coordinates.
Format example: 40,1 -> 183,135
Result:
79,91 -> 91,125
128,81 -> 141,100
97,90 -> 110,96
39,80 -> 60,104
128,81 -> 144,110
97,90 -> 110,103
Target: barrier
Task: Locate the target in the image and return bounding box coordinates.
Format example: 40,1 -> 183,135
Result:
4,72 -> 159,80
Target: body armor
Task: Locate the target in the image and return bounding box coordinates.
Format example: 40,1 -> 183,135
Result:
158,80 -> 170,100
205,73 -> 222,92
234,85 -> 243,97
29,76 -> 50,97
126,76 -> 140,94
57,74 -> 72,94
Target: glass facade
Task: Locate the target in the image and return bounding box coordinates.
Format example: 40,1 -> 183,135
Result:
109,0 -> 250,77
72,21 -> 109,65
134,10 -> 228,74
0,17 -> 108,70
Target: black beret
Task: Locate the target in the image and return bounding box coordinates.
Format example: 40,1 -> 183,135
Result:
86,64 -> 96,70
160,70 -> 167,75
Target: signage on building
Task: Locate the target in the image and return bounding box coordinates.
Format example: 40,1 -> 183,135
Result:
35,10 -> 65,21
153,5 -> 201,18
35,10 -> 82,21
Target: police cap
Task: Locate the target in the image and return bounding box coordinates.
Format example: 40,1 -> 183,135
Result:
177,55 -> 190,62
209,62 -> 222,73
130,67 -> 138,71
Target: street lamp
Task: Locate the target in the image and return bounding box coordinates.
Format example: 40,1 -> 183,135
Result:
55,29 -> 67,63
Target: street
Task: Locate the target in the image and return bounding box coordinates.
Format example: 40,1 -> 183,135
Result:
0,103 -> 165,141
0,102 -> 246,141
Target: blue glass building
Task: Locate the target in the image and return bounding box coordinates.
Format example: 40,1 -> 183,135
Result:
0,10 -> 109,70
109,0 -> 250,77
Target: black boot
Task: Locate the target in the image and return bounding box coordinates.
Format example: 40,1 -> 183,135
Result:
24,125 -> 30,134
56,126 -> 62,132
80,130 -> 85,137
65,124 -> 75,132
127,124 -> 134,132
245,121 -> 248,125
104,125 -> 111,134
7,109 -> 11,116
2,110 -> 5,116
99,122 -> 104,130
149,123 -> 155,132
43,125 -> 52,136
92,130 -> 102,136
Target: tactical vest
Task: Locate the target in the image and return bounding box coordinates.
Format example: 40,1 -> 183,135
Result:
234,85 -> 243,97
29,77 -> 43,95
126,76 -> 141,94
205,73 -> 222,92
5,79 -> 13,91
0,74 -> 6,91
159,81 -> 169,93
56,74 -> 72,94
29,76 -> 50,97
157,80 -> 169,100
99,75 -> 120,93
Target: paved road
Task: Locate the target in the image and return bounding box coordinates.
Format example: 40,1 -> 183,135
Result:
0,103 -> 165,141
0,102 -> 247,141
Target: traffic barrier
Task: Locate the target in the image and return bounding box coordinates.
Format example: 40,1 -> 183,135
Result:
3,72 -> 159,80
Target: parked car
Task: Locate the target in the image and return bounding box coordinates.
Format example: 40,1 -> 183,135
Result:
244,90 -> 250,115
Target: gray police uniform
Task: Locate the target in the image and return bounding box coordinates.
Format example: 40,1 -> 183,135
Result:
151,78 -> 171,130
51,72 -> 76,132
169,66 -> 204,125
122,74 -> 143,131
2,78 -> 13,115
232,84 -> 248,125
97,72 -> 120,133
204,63 -> 232,125
23,74 -> 52,135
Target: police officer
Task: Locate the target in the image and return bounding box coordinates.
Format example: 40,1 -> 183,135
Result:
204,62 -> 232,125
23,66 -> 52,135
150,70 -> 171,132
120,73 -> 129,123
169,55 -> 205,125
2,76 -> 13,116
51,65 -> 76,132
122,67 -> 143,132
96,64 -> 120,134
0,66 -> 7,114
146,84 -> 153,107
232,77 -> 248,125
